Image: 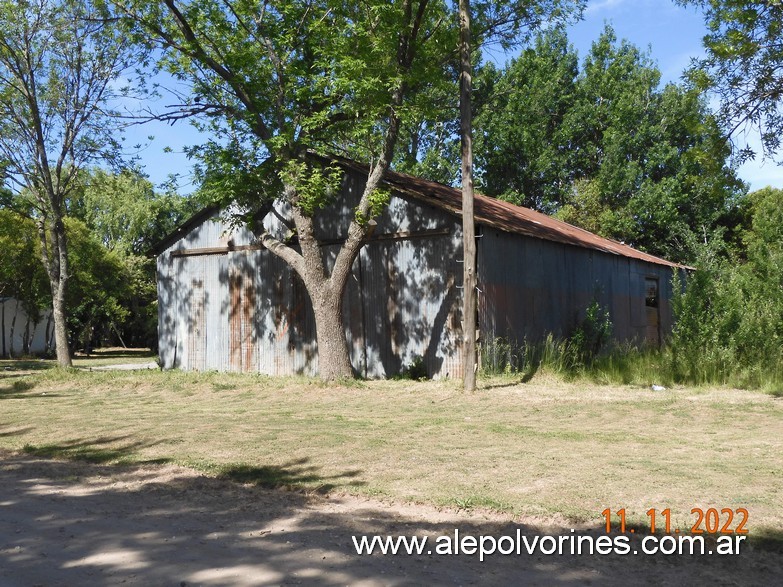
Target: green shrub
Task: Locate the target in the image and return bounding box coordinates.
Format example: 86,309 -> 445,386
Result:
667,187 -> 783,389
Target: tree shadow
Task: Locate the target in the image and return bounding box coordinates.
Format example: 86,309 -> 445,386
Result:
75,349 -> 156,359
0,426 -> 34,437
0,453 -> 779,586
215,458 -> 365,493
0,359 -> 52,371
0,377 -> 49,398
21,436 -> 172,466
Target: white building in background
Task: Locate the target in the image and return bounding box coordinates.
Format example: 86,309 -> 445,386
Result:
0,297 -> 52,357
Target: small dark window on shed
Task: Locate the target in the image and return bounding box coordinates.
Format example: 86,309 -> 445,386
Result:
645,279 -> 658,308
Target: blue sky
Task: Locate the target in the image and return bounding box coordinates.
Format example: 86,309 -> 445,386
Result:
127,0 -> 782,194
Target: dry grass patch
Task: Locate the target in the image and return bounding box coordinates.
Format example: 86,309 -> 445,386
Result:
1,368 -> 781,542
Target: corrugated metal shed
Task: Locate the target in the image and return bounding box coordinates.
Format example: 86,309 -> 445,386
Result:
156,172 -> 464,378
155,155 -> 683,378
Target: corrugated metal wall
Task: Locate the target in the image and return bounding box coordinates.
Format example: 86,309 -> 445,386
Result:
156,183 -> 464,378
0,298 -> 53,357
476,228 -> 675,347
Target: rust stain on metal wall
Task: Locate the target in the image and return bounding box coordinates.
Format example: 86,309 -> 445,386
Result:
229,263 -> 257,373
229,269 -> 242,371
242,277 -> 256,371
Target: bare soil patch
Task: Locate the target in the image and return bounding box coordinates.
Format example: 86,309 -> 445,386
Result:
1,451 -> 781,586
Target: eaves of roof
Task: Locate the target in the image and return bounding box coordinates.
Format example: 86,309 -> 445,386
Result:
322,154 -> 688,270
151,153 -> 689,270
147,204 -> 221,258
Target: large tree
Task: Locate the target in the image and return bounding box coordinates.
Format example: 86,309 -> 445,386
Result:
475,26 -> 745,262
113,0 -> 583,380
679,0 -> 783,160
475,27 -> 578,213
0,0 -> 137,366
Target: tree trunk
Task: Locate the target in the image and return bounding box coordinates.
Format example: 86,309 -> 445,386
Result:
22,318 -> 30,355
50,273 -> 72,367
39,214 -> 72,367
459,0 -> 477,391
1,300 -> 6,359
261,194 -> 357,380
311,289 -> 354,380
8,300 -> 17,359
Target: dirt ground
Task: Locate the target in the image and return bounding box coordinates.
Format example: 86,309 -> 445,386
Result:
1,452 -> 781,586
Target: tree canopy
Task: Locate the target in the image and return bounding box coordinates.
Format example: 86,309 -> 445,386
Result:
0,207 -> 49,317
69,168 -> 197,256
66,168 -> 196,349
680,0 -> 783,160
473,26 -> 745,262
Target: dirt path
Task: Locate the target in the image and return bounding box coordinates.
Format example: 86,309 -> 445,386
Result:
0,453 -> 779,586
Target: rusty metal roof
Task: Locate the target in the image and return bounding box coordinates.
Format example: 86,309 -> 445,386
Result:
324,155 -> 685,269
152,153 -> 685,269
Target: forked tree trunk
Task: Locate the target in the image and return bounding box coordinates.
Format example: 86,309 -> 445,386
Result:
262,195 -> 358,380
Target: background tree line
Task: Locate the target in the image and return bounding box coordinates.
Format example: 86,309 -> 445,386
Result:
0,169 -> 194,357
402,24 -> 747,264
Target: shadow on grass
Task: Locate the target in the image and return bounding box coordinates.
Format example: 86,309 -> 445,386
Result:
0,426 -> 34,437
216,458 -> 365,493
17,438 -> 364,494
0,359 -> 53,372
480,369 -> 537,390
0,378 -> 46,398
21,436 -> 172,466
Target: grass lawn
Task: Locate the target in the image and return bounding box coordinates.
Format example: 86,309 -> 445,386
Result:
1,366 -> 781,544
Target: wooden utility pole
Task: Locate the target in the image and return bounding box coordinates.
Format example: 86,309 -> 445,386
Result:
459,0 -> 477,391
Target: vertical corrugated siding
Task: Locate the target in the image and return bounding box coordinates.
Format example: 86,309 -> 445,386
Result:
156,193 -> 463,378
477,229 -> 676,346
0,298 -> 52,356
357,232 -> 462,378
